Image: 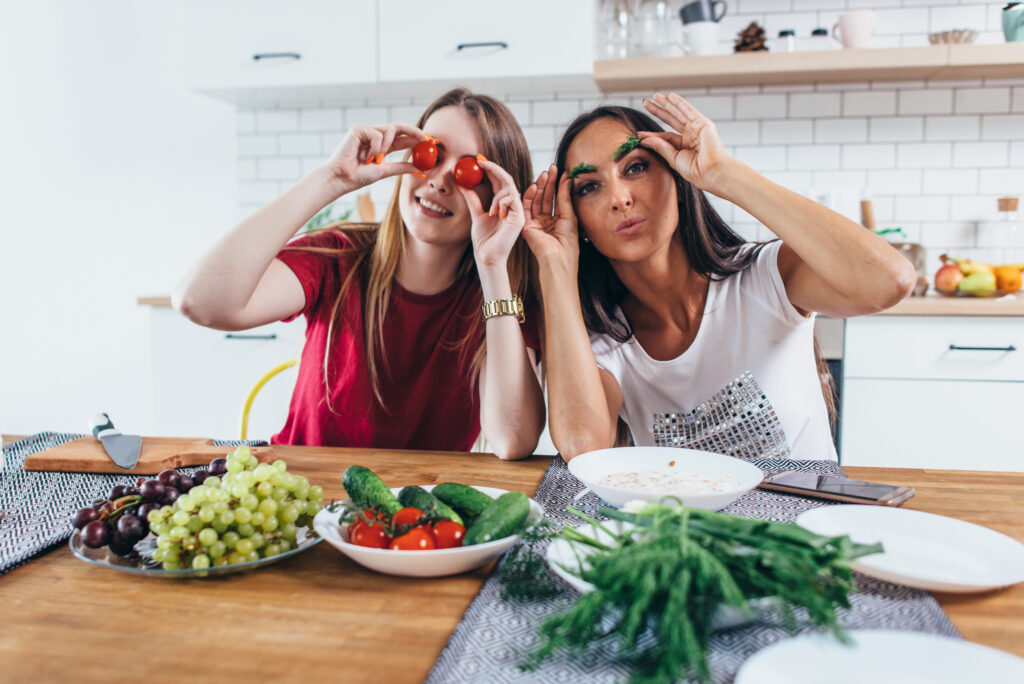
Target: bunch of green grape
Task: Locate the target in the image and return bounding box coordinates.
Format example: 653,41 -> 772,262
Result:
146,447 -> 323,570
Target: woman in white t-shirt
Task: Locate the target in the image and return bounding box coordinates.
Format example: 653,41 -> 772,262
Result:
522,93 -> 916,462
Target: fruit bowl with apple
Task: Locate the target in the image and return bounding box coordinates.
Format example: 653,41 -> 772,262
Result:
933,255 -> 1023,297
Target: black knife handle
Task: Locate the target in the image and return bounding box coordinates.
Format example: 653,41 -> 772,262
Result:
90,412 -> 115,438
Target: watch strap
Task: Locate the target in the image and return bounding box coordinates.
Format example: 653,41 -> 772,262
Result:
481,295 -> 525,323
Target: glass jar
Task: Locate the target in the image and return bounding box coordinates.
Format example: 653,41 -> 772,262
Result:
808,27 -> 832,51
777,29 -> 796,53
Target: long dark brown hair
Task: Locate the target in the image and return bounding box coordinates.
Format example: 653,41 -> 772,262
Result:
554,105 -> 837,427
289,88 -> 535,412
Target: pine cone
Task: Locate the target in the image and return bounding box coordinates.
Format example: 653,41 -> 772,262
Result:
734,22 -> 769,52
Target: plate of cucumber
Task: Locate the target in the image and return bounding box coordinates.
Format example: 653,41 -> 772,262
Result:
314,482 -> 543,578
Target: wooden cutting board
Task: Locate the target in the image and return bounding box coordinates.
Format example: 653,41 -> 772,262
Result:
22,436 -> 275,474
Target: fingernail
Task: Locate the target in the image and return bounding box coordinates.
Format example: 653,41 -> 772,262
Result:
476,154 -> 488,162
365,155 -> 375,164
499,210 -> 505,220
488,206 -> 494,217
376,154 -> 384,164
412,172 -> 426,178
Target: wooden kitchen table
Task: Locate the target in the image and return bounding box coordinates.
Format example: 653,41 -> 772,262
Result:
1,447 -> 1022,684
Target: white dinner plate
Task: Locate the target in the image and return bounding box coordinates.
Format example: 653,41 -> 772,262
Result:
567,446 -> 764,510
734,630 -> 1024,684
796,505 -> 1024,592
314,485 -> 542,578
546,519 -> 775,629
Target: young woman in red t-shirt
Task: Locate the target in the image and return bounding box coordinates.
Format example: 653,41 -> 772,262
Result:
174,89 -> 545,458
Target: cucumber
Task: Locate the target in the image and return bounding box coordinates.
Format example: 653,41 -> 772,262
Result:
431,482 -> 494,520
464,491 -> 531,546
342,465 -> 402,517
398,486 -> 464,526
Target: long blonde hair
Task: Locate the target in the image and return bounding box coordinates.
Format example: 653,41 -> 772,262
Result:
296,89 -> 535,412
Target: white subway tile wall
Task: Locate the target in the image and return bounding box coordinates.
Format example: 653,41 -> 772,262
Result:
236,0 -> 1024,275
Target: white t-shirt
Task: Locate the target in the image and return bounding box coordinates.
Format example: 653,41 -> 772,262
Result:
591,241 -> 837,462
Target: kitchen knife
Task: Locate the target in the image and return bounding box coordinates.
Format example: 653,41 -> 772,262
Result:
89,413 -> 142,469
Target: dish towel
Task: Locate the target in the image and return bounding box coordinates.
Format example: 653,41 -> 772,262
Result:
426,456 -> 960,684
0,433 -> 266,575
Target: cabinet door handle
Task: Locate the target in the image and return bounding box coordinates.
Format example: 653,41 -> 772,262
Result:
948,344 -> 1016,352
252,52 -> 301,61
456,41 -> 509,51
225,333 -> 277,340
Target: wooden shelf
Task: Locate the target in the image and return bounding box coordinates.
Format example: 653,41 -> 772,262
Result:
594,43 -> 1024,92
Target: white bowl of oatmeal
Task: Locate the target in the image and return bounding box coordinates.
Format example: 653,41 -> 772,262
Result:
567,446 -> 764,510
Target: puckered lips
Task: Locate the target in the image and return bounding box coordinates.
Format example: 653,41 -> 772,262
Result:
415,194 -> 454,218
615,216 -> 646,235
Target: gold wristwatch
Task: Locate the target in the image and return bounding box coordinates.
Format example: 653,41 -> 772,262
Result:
481,295 -> 525,323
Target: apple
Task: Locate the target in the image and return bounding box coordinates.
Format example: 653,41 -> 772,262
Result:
934,262 -> 964,295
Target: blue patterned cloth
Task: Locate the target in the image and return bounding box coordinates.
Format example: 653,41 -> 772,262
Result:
0,433 -> 266,575
426,457 -> 960,683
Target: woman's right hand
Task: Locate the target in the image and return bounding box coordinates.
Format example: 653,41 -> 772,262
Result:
522,164 -> 580,273
324,123 -> 426,194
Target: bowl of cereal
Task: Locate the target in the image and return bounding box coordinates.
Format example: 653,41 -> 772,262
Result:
567,446 -> 764,511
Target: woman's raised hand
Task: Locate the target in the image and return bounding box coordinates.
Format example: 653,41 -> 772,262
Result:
459,159 -> 526,271
521,165 -> 579,270
324,123 -> 425,193
638,92 -> 732,194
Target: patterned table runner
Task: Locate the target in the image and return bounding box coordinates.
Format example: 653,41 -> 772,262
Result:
0,433 -> 264,575
427,457 -> 959,683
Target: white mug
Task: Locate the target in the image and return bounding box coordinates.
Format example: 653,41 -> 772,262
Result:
683,21 -> 719,56
832,10 -> 875,49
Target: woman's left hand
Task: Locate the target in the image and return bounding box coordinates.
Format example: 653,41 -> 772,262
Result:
459,159 -> 525,272
638,91 -> 733,195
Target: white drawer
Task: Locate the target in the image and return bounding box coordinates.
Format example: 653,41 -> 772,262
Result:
841,378 -> 1023,472
844,316 -> 1024,382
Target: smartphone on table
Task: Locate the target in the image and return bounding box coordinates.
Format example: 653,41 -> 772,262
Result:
758,470 -> 914,506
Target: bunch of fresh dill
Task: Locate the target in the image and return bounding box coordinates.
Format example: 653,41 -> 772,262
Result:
517,500 -> 883,684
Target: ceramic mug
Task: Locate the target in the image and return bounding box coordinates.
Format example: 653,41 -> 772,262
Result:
683,21 -> 719,55
832,10 -> 875,49
1004,4 -> 1024,42
680,0 -> 727,25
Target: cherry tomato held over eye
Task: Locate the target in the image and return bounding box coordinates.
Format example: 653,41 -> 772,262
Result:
411,138 -> 438,171
350,520 -> 391,549
389,527 -> 436,551
432,520 -> 466,549
454,157 -> 484,189
391,506 -> 426,529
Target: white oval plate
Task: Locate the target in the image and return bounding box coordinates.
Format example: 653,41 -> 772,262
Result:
568,446 -> 764,510
796,505 -> 1024,592
313,485 -> 542,578
546,519 -> 775,629
735,630 -> 1024,684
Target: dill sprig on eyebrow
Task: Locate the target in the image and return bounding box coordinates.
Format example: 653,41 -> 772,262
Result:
613,135 -> 643,160
568,162 -> 597,179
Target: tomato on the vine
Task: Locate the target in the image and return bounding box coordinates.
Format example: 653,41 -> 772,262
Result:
432,520 -> 466,549
389,527 -> 436,551
347,508 -> 386,537
411,138 -> 438,171
391,506 -> 425,529
350,520 -> 391,548
454,157 -> 484,189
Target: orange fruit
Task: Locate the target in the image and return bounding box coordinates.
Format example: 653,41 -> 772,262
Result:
994,265 -> 1022,292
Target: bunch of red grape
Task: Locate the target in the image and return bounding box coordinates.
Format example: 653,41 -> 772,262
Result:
72,456 -> 229,556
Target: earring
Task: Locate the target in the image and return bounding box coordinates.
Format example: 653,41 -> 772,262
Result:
582,235 -> 590,243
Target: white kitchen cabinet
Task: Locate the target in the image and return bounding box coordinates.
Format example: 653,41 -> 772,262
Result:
183,0 -> 377,94
378,0 -> 594,83
841,315 -> 1023,472
147,306 -> 305,442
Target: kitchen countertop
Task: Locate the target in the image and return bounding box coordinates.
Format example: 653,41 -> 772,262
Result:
2,446 -> 1022,683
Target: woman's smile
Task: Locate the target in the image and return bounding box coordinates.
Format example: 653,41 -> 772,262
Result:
415,195 -> 454,218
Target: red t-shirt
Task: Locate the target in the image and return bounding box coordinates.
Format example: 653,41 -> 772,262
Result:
271,230 -> 539,450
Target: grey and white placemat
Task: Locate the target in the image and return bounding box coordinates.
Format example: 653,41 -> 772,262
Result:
0,432 -> 265,575
427,456 -> 959,684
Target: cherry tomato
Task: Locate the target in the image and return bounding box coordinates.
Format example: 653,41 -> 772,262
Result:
391,506 -> 425,529
454,157 -> 484,189
389,527 -> 436,551
432,520 -> 466,549
350,520 -> 391,548
411,139 -> 439,171
347,508 -> 386,537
